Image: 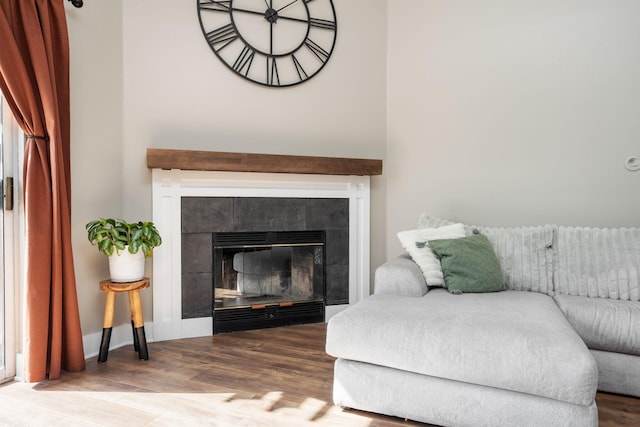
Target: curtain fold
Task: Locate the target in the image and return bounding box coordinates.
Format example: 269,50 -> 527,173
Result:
0,0 -> 85,381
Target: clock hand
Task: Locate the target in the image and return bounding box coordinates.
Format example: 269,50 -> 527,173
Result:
228,6 -> 267,17
266,0 -> 274,55
277,0 -> 299,13
268,0 -> 274,55
270,15 -> 274,55
275,13 -> 334,30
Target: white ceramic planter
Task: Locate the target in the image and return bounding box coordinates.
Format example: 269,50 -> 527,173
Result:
108,246 -> 145,282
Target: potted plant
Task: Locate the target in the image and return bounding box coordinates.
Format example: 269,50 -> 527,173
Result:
86,218 -> 162,282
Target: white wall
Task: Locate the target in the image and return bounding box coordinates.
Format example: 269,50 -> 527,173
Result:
387,0 -> 640,258
67,0 -> 640,341
67,1 -> 124,337
68,0 -> 388,336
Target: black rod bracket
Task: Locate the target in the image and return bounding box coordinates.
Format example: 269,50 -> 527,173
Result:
68,0 -> 83,8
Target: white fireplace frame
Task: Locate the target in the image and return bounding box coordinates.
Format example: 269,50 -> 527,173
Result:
151,169 -> 371,341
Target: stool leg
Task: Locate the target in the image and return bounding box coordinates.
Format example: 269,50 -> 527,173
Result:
98,328 -> 112,363
129,289 -> 149,360
128,292 -> 140,352
134,326 -> 148,360
98,291 -> 116,363
131,320 -> 139,352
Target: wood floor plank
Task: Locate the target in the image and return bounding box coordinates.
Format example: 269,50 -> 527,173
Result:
0,323 -> 637,426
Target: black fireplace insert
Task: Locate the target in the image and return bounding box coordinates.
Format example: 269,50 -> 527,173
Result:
212,230 -> 326,333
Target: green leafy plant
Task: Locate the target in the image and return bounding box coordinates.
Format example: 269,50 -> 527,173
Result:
86,218 -> 162,258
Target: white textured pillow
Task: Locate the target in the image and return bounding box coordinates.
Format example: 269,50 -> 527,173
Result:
416,214 -> 556,294
397,223 -> 466,287
473,225 -> 555,295
555,226 -> 640,301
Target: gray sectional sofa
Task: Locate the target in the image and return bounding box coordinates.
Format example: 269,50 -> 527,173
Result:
326,214 -> 640,427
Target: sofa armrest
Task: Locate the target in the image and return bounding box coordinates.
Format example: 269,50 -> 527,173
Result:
374,254 -> 428,297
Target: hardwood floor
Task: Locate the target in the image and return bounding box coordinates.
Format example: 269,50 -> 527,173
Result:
0,323 -> 638,426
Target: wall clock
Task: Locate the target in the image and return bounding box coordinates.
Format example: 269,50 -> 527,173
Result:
197,0 -> 337,87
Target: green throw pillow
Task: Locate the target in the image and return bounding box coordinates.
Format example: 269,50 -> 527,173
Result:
428,233 -> 505,294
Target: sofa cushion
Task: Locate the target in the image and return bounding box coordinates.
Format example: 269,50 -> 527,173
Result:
396,223 -> 466,287
333,358 -> 599,427
428,233 -> 505,294
417,214 -> 555,295
554,226 -> 640,301
554,295 -> 640,356
590,349 -> 640,397
326,289 -> 597,406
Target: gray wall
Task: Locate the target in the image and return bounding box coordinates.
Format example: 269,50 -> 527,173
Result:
386,0 -> 640,258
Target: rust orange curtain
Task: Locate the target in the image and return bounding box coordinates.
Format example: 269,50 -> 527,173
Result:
0,0 -> 84,381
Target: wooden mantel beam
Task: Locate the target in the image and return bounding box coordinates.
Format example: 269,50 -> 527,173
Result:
146,148 -> 382,176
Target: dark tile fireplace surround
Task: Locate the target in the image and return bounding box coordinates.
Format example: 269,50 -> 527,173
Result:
180,197 -> 349,323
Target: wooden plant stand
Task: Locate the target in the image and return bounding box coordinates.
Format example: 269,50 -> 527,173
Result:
98,277 -> 150,363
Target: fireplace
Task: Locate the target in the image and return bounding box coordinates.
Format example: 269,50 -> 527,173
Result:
212,230 -> 326,333
150,165 -> 374,342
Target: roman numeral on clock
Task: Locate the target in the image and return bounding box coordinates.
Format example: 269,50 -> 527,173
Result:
304,39 -> 330,63
309,18 -> 336,30
233,46 -> 255,76
198,0 -> 231,13
292,54 -> 309,81
267,57 -> 280,86
206,23 -> 238,50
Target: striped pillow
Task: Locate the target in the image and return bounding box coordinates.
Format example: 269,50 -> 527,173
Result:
416,214 -> 555,295
472,225 -> 555,295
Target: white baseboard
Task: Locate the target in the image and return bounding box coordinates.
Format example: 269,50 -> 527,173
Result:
180,317 -> 212,338
83,321 -> 154,359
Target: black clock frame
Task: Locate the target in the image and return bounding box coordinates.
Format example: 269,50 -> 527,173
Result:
197,0 -> 337,88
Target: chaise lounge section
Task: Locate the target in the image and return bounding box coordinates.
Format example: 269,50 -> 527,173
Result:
326,215 -> 640,426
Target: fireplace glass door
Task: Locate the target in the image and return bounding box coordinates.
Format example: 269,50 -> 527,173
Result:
213,231 -> 325,310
